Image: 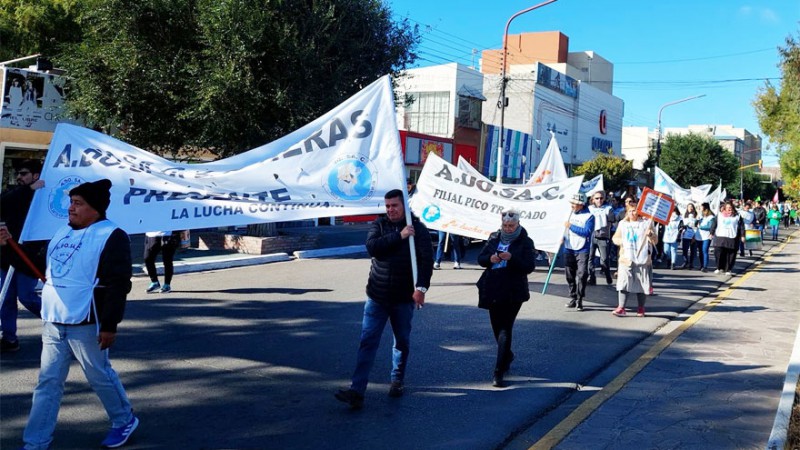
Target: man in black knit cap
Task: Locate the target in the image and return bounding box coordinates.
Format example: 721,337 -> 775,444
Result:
1,178 -> 140,449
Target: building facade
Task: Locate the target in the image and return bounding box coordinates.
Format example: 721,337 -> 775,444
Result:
394,63 -> 484,182
480,31 -> 624,180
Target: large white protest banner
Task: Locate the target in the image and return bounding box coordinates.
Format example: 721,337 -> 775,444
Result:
23,76 -> 405,241
410,153 -> 583,253
655,166 -> 716,212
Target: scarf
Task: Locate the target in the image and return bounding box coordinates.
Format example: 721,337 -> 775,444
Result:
500,226 -> 522,244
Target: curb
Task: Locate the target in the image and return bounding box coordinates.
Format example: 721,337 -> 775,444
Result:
767,231 -> 800,450
133,252 -> 293,276
293,245 -> 367,259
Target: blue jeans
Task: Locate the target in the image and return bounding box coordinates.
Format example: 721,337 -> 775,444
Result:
771,224 -> 779,240
1,268 -> 42,342
435,231 -> 461,264
350,299 -> 414,395
663,242 -> 678,265
23,322 -> 133,450
700,240 -> 711,269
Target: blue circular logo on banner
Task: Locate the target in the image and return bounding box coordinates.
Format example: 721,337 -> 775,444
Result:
325,157 -> 376,201
421,205 -> 441,223
48,176 -> 85,219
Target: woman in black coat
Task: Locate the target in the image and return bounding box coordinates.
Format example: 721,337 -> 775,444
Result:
476,209 -> 536,387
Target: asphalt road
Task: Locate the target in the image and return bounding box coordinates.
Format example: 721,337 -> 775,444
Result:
0,239 -> 786,449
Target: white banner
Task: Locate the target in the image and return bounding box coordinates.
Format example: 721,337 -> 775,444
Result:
655,167 -> 716,212
410,153 -> 583,253
23,76 -> 405,241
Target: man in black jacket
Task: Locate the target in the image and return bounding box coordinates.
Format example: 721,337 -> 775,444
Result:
335,189 -> 433,409
0,159 -> 45,352
1,179 -> 140,449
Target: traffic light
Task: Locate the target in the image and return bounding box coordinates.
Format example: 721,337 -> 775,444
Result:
759,159 -> 763,169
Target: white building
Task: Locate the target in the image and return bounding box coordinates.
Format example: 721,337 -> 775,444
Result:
480,32 -> 624,177
392,63 -> 485,181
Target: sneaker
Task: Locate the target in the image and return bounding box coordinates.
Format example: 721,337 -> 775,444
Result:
433,262 -> 441,270
714,269 -> 720,274
637,307 -> 645,317
101,415 -> 139,448
335,389 -> 364,409
159,284 -> 172,293
612,307 -> 626,317
725,271 -> 732,276
566,299 -> 577,308
453,262 -> 462,270
388,381 -> 404,398
0,338 -> 20,353
146,282 -> 161,293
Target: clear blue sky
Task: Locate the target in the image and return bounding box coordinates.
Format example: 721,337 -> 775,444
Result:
388,0 -> 800,166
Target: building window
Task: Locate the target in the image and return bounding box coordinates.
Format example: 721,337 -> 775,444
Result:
457,96 -> 481,129
405,91 -> 450,136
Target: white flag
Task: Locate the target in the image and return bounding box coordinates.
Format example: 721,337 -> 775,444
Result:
23,76 -> 405,241
525,133 -> 568,185
579,174 -> 604,197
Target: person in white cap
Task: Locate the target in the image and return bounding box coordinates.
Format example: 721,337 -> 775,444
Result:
563,193 -> 594,311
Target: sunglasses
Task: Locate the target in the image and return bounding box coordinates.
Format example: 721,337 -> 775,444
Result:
593,196 -> 604,200
16,170 -> 31,176
502,211 -> 517,220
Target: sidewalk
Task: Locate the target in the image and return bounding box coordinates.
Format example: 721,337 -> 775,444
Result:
508,229 -> 800,450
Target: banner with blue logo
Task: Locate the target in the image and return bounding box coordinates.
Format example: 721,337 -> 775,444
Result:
22,76 -> 405,241
410,153 -> 583,253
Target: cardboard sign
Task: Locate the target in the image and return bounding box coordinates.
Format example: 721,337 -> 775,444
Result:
636,187 -> 676,226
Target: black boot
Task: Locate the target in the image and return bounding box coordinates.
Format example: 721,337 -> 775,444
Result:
492,370 -> 506,387
566,298 -> 577,308
587,275 -> 597,286
494,332 -> 510,386
576,298 -> 584,311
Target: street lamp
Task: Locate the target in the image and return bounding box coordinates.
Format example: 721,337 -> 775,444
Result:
497,0 -> 558,182
739,147 -> 763,200
656,94 -> 706,167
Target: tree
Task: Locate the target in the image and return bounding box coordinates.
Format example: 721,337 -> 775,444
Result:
56,0 -> 419,158
754,28 -> 800,199
0,0 -> 87,62
573,154 -> 633,194
658,133 -> 739,191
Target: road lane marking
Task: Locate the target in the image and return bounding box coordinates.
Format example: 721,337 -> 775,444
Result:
530,233 -> 796,450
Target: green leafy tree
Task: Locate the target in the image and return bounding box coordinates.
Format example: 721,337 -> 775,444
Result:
573,154 -> 633,194
754,28 -> 800,199
0,0 -> 87,62
658,133 -> 739,191
57,0 -> 419,157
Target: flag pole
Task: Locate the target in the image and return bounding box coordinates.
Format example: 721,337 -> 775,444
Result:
541,210 -> 573,295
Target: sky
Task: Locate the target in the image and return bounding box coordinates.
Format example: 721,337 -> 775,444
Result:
388,0 -> 800,167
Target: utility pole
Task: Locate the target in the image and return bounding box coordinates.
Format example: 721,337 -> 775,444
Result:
497,0 -> 558,182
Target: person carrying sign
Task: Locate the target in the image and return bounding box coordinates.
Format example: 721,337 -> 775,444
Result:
612,205 -> 658,317
563,193 -> 594,311
1,179 -> 140,449
335,189 -> 433,409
